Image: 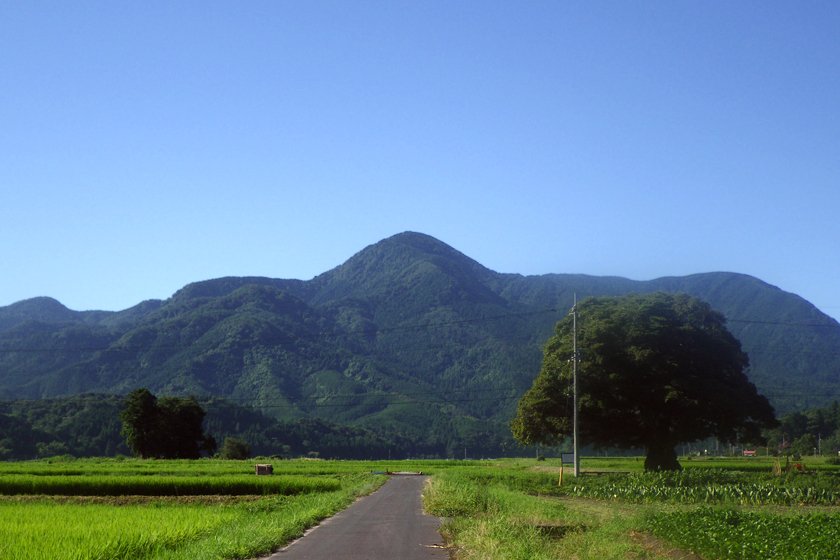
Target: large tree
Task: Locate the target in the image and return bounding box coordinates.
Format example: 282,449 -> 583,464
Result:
120,389 -> 215,459
512,293 -> 777,471
119,388 -> 159,458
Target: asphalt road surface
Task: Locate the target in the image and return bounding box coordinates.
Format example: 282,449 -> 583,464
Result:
265,475 -> 448,560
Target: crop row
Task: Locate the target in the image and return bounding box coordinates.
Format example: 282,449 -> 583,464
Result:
0,457 -> 474,477
563,469 -> 840,506
647,507 -> 840,560
0,500 -> 239,560
0,474 -> 384,560
0,474 -> 340,496
569,480 -> 838,505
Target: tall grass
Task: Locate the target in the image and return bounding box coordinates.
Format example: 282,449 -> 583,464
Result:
0,500 -> 240,560
423,468 -> 647,559
0,474 -> 339,496
423,460 -> 840,560
0,473 -> 385,560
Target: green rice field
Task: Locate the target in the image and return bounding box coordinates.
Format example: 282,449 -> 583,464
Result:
0,458 -> 389,560
1,456 -> 839,559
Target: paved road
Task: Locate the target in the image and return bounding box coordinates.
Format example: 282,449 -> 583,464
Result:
265,475 -> 447,560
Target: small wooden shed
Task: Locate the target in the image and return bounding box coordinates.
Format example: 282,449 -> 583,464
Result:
255,464 -> 273,475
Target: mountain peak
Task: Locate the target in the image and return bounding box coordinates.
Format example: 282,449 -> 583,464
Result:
308,232 -> 498,306
0,297 -> 77,332
381,230 -> 454,249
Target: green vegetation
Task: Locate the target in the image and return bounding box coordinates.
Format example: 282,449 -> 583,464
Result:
120,389 -> 215,459
1,456 -> 839,559
0,473 -> 339,496
766,399 -> 840,459
513,293 -> 777,470
565,468 -> 840,506
647,507 -> 840,559
220,437 -> 251,459
423,457 -> 840,559
2,233 -> 840,462
0,458 -> 385,560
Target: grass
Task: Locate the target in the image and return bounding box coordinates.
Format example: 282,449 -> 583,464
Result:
646,507 -> 840,559
423,466 -> 655,559
2,455 -> 839,559
0,480 -> 385,560
0,473 -> 340,496
0,458 -> 387,560
0,499 -> 240,560
422,457 -> 840,560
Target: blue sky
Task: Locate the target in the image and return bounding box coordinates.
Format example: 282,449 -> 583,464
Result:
2,1 -> 839,321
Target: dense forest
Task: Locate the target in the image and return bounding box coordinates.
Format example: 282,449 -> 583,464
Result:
1,232 -> 839,456
2,392 -> 838,461
0,393 -> 513,461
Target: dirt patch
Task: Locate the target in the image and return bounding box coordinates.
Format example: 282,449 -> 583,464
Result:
533,522 -> 588,539
629,531 -> 704,560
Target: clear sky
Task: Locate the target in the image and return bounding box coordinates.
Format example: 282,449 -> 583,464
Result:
2,1 -> 839,320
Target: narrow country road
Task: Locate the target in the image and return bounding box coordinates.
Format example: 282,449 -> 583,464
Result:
264,475 -> 448,560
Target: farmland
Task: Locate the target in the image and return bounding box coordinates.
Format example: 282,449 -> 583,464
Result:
0,458 -> 391,560
1,456 -> 839,559
423,456 -> 840,559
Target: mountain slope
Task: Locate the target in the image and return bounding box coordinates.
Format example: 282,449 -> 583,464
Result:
1,231 -> 839,456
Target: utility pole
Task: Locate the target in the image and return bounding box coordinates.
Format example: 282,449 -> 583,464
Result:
572,294 -> 580,477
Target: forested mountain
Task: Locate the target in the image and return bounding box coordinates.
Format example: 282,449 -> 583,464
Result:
1,232 -> 838,458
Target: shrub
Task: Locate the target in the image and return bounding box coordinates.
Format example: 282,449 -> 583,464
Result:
220,437 -> 251,460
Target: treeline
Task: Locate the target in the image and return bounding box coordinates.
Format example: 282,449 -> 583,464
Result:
0,393 -> 513,461
10,392 -> 835,462
0,394 -> 127,459
765,400 -> 840,457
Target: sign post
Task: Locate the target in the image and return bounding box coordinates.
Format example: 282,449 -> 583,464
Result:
559,452 -> 575,485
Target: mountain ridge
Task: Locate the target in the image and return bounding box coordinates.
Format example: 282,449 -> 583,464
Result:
1,232 -> 838,456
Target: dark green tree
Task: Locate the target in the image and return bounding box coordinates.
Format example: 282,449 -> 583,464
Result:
0,413 -> 38,460
220,436 -> 251,459
156,396 -> 211,459
120,389 -> 214,459
512,293 -> 777,471
119,388 -> 159,458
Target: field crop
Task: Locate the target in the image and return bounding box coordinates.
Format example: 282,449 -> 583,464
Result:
0,499 -> 240,560
566,469 -> 840,506
647,507 -> 840,559
3,456 -> 839,559
0,473 -> 340,496
0,458 -> 387,560
423,458 -> 840,560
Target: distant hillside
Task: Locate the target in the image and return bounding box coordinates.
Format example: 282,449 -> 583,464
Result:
0,393 -> 425,460
1,231 -> 838,457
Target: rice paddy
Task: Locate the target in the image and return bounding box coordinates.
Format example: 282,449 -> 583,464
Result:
2,456 -> 839,559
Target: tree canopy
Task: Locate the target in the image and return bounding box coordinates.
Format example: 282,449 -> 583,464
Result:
120,388 -> 215,459
511,293 -> 778,470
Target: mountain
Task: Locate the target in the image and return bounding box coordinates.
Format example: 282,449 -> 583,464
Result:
1,231 -> 839,457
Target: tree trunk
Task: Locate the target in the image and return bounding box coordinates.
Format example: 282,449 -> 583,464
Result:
644,442 -> 681,471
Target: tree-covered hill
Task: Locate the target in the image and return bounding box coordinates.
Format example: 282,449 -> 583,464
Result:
1,231 -> 838,457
